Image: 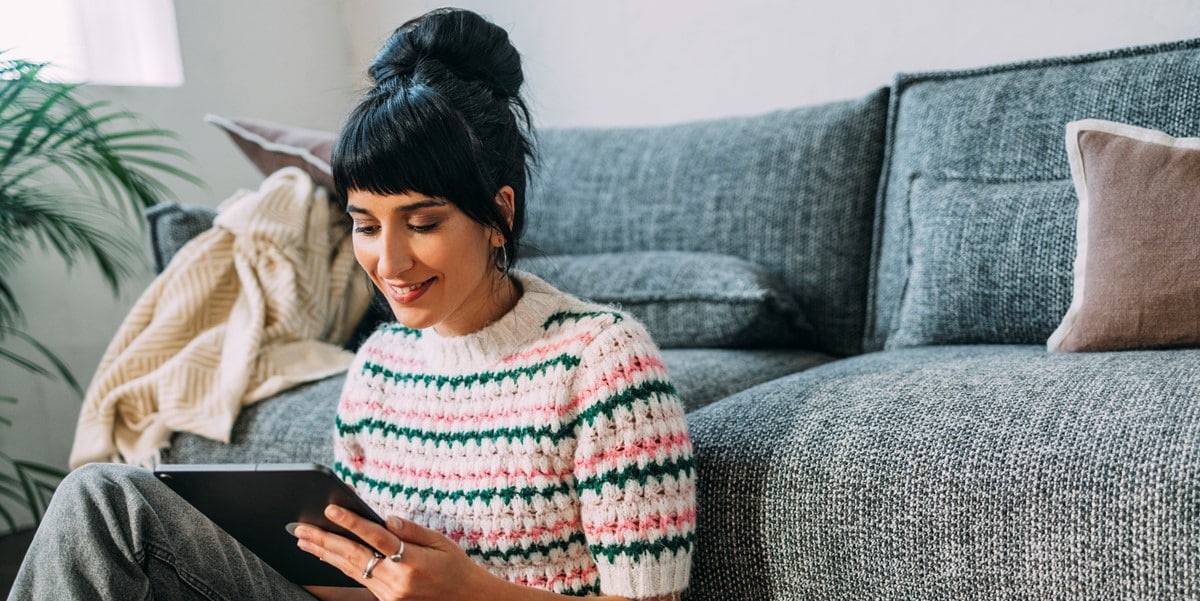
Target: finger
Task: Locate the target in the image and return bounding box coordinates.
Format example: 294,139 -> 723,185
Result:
325,504 -> 401,555
385,515 -> 451,549
294,526 -> 378,585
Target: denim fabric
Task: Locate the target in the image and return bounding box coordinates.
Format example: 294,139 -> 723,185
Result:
526,89 -> 889,356
522,252 -> 811,349
869,38 -> 1200,350
8,464 -> 313,600
686,345 -> 1200,600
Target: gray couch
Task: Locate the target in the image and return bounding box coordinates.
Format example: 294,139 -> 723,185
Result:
159,37 -> 1200,599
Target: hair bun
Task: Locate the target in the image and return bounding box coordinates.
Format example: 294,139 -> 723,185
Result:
369,8 -> 523,98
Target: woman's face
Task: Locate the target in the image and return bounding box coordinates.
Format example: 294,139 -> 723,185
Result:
347,189 -> 509,336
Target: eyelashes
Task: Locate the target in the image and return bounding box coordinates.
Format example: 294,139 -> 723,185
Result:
351,222 -> 440,235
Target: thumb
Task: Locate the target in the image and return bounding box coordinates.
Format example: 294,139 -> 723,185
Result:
387,515 -> 450,548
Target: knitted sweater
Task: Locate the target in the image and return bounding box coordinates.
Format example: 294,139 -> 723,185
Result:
333,272 -> 695,598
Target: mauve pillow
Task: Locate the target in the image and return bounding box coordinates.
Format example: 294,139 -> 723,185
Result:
1047,119 -> 1200,351
206,114 -> 336,196
521,251 -> 811,349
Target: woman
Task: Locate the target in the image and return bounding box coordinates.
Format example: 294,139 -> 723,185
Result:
9,7 -> 694,601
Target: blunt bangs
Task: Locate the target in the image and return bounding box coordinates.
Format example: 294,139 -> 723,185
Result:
332,83 -> 494,215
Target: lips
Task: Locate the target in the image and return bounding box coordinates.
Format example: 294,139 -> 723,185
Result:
385,277 -> 435,304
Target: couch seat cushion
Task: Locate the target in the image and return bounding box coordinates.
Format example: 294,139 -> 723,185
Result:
687,344 -> 1200,599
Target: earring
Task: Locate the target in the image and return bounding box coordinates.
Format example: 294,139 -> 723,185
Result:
495,245 -> 510,273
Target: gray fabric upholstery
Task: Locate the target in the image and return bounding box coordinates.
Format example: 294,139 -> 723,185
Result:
163,374 -> 342,465
868,37 -> 1200,350
687,345 -> 1200,600
164,348 -> 830,465
525,89 -> 889,356
145,202 -> 217,272
522,252 -> 811,349
660,348 -> 831,412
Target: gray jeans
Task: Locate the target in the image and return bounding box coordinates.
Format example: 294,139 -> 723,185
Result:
8,463 -> 317,600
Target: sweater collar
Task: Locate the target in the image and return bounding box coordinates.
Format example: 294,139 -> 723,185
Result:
418,270 -> 564,363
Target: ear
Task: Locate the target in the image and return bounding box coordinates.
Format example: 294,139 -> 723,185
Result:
491,186 -> 516,246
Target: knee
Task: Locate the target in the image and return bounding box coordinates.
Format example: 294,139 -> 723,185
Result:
56,463 -> 155,505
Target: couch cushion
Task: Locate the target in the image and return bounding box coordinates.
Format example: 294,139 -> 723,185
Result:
146,202 -> 217,273
205,114 -> 337,197
1048,119 -> 1200,352
521,252 -> 811,349
163,348 -> 829,464
526,88 -> 889,356
661,348 -> 830,412
686,344 -> 1200,599
869,37 -> 1200,350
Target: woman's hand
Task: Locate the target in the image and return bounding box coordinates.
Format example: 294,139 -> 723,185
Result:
293,504 -> 493,601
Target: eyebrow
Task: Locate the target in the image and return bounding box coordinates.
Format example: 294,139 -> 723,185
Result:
346,198 -> 449,215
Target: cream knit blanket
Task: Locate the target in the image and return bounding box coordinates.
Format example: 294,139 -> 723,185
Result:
69,167 -> 372,468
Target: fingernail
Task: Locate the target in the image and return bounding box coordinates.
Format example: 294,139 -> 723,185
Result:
285,522 -> 302,538
387,516 -> 403,531
326,505 -> 343,519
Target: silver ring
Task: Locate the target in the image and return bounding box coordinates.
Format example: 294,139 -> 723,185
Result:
362,550 -> 384,579
389,540 -> 405,563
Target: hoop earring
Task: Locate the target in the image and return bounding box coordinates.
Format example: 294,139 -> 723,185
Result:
495,245 -> 510,273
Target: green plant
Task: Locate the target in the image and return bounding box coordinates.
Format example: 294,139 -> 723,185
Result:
0,55 -> 198,531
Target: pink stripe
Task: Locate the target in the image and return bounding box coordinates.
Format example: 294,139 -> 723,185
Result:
568,356 -> 667,411
584,507 -> 698,540
512,564 -> 599,590
365,457 -> 571,486
339,396 -> 562,428
446,516 -> 584,546
362,345 -> 426,369
499,331 -> 594,365
574,431 -> 692,473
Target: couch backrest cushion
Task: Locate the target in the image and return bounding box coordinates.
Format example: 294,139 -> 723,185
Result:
868,38 -> 1200,351
525,88 -> 889,356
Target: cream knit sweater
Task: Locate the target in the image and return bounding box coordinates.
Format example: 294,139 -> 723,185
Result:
334,272 -> 695,598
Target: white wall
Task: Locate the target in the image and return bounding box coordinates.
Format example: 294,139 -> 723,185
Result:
346,0 -> 1200,127
2,0 -> 1197,530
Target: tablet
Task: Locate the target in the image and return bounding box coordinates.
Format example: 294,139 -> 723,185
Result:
153,462 -> 384,587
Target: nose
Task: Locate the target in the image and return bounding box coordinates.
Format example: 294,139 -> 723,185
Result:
375,230 -> 414,279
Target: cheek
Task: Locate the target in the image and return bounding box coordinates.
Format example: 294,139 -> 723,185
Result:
352,241 -> 375,272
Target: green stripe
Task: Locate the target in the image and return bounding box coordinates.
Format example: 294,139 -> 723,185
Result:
590,532 -> 695,563
382,323 -> 421,338
336,414 -> 563,445
471,531 -> 589,562
542,310 -> 623,330
362,352 -> 581,391
576,380 -> 678,428
335,462 -> 575,505
336,380 -> 678,445
576,456 -> 695,495
562,583 -> 601,597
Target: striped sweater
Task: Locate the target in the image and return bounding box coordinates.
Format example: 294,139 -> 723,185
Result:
333,271 -> 695,598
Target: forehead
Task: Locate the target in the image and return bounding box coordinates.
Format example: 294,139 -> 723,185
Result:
345,190 -> 451,214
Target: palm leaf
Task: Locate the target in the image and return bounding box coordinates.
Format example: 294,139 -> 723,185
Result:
0,326 -> 82,394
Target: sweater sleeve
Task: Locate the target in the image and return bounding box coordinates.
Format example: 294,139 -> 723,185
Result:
332,338 -> 371,491
571,318 -> 696,598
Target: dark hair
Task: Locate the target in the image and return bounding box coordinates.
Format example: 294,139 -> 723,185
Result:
332,7 -> 535,267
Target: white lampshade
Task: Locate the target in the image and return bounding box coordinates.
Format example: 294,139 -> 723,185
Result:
0,0 -> 184,87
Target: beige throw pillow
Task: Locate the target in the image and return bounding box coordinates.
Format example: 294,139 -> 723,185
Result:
1048,119 -> 1200,352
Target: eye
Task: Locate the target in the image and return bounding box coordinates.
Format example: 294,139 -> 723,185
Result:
352,223 -> 379,235
408,221 -> 440,233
